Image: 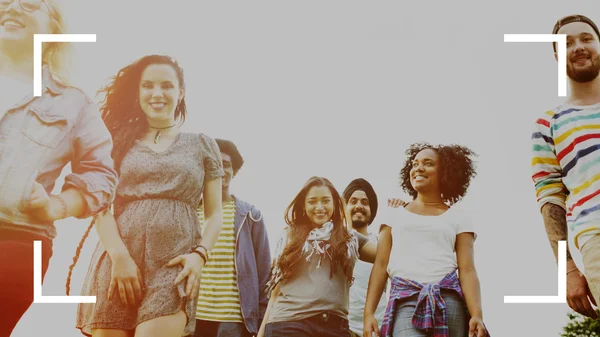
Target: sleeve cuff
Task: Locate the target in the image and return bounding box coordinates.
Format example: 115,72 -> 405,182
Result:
204,163 -> 225,181
538,197 -> 567,213
63,174 -> 114,218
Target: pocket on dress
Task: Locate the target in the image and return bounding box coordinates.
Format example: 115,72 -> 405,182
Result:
21,106 -> 69,148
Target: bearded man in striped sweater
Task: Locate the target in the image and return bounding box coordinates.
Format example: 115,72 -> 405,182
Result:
532,14 -> 600,319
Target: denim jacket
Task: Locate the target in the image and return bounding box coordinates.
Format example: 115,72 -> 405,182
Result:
232,197 -> 271,334
0,67 -> 118,240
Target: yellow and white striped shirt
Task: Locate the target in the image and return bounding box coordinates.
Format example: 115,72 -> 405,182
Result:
196,199 -> 243,322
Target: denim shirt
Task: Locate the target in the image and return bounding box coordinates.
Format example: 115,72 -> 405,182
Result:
0,67 -> 118,240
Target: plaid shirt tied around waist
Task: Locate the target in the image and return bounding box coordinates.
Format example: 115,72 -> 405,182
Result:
379,269 -> 490,337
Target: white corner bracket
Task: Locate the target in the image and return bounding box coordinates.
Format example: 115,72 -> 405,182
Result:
503,34 -> 567,97
504,240 -> 567,304
33,240 -> 96,303
33,34 -> 96,96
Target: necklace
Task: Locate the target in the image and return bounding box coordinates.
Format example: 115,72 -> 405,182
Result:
414,200 -> 446,207
421,201 -> 445,206
149,124 -> 176,144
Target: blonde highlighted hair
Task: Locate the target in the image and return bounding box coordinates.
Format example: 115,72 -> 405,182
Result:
42,0 -> 72,85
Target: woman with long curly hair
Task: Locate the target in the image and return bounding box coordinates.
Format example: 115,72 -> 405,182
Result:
257,176 -> 377,337
0,0 -> 117,335
364,143 -> 490,337
70,54 -> 224,337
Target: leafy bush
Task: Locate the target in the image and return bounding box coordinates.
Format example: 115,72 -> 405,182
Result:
562,310 -> 600,337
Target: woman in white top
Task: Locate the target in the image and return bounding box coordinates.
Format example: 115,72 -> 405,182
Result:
364,143 -> 488,337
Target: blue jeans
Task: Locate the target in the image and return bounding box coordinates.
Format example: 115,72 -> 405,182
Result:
265,312 -> 351,337
391,290 -> 468,336
193,319 -> 251,337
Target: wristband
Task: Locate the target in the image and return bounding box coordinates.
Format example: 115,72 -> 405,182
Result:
567,268 -> 579,274
192,249 -> 207,264
196,244 -> 209,258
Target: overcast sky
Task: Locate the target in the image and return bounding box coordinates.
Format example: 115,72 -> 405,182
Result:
11,1 -> 600,336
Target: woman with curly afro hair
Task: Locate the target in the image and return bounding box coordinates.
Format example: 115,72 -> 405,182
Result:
364,143 -> 490,337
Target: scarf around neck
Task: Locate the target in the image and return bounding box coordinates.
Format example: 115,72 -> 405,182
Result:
302,221 -> 360,267
265,221 -> 360,296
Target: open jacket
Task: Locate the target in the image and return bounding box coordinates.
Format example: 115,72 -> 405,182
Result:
231,196 -> 271,334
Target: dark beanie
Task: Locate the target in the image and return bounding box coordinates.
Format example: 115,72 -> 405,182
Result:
342,178 -> 378,225
552,14 -> 600,52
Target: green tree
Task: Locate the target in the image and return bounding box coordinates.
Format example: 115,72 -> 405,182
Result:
562,310 -> 600,337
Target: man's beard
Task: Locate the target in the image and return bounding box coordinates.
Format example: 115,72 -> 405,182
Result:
568,53 -> 600,83
352,219 -> 368,229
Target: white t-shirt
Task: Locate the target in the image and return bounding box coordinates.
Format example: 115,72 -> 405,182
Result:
348,233 -> 387,335
380,205 -> 476,284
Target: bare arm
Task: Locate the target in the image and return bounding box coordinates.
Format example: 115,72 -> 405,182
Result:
541,203 -> 598,317
199,177 -> 223,251
530,112 -> 570,264
359,239 -> 377,263
363,226 -> 392,337
365,227 -> 391,315
456,233 -> 489,336
529,113 -> 596,317
95,208 -> 128,258
95,208 -> 144,305
456,233 -> 483,319
541,203 -> 574,267
166,177 -> 223,300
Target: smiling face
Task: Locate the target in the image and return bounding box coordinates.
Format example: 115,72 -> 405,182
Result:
304,185 -> 334,227
346,189 -> 371,229
410,148 -> 441,194
558,21 -> 600,83
139,63 -> 183,125
0,0 -> 52,44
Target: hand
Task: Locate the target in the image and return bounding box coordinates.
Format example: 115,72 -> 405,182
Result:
363,314 -> 379,337
388,198 -> 408,208
167,252 -> 204,298
27,182 -> 57,221
468,316 -> 486,337
108,253 -> 144,306
567,269 -> 598,318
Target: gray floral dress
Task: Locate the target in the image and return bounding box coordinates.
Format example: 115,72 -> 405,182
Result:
76,133 -> 224,336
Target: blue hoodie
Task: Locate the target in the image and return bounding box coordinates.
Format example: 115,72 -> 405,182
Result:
229,196 -> 271,334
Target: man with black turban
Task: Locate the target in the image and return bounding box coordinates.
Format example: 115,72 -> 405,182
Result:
342,178 -> 387,337
343,178 -> 378,230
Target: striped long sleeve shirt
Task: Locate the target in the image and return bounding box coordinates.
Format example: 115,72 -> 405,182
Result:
531,102 -> 600,249
196,199 -> 243,322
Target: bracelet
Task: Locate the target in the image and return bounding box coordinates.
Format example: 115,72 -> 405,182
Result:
192,249 -> 207,264
52,195 -> 68,220
567,268 -> 579,274
196,244 -> 209,258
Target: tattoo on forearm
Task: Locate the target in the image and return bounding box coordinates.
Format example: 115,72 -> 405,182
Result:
541,204 -> 572,261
